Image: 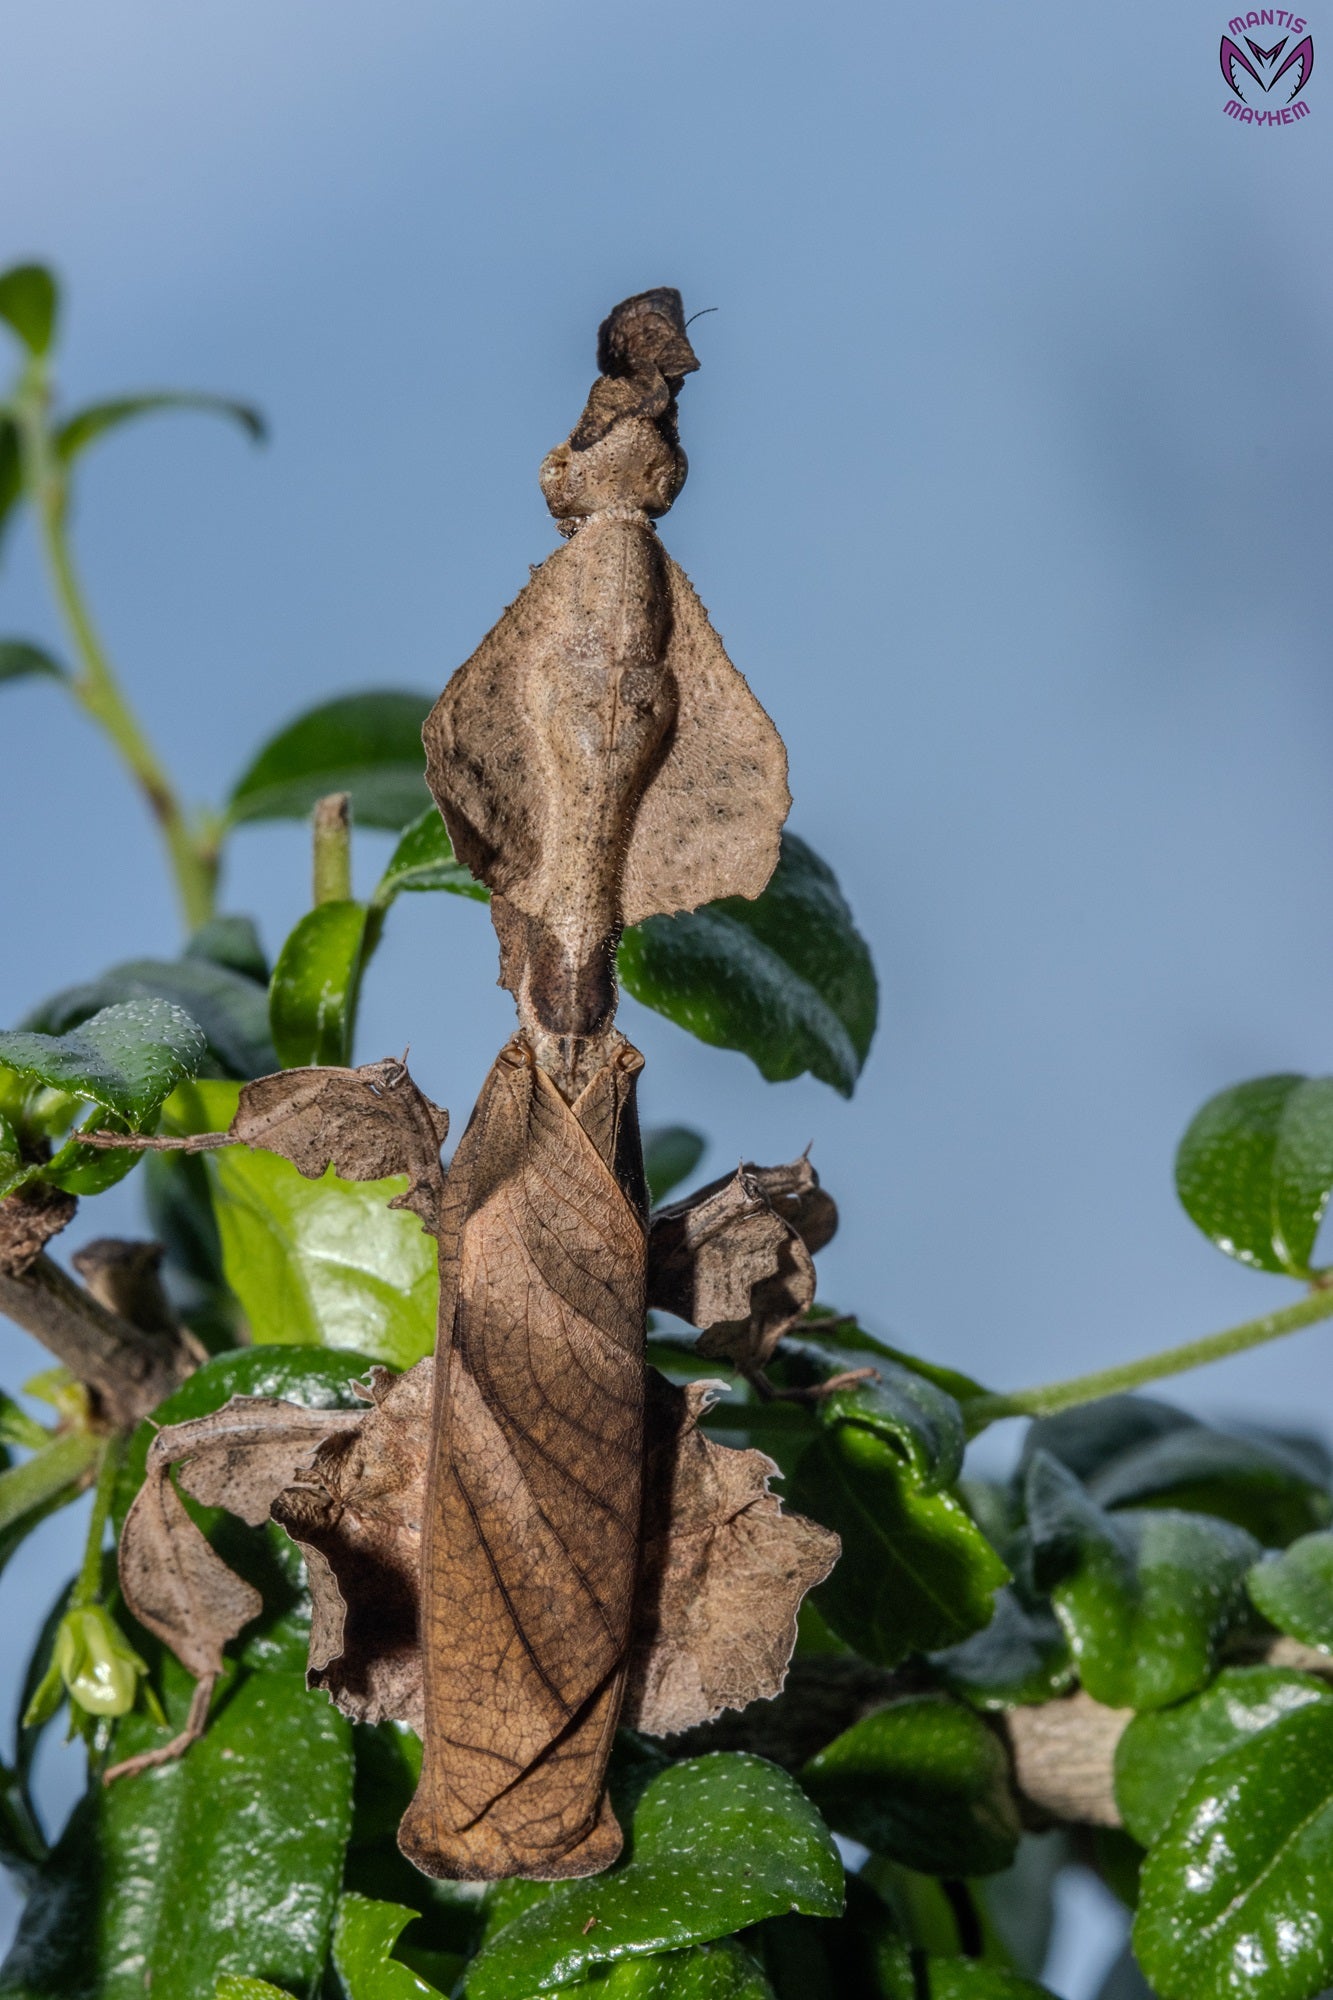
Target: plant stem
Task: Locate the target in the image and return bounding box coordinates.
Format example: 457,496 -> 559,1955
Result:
17,373 -> 215,932
71,1433 -> 124,1609
312,792 -> 352,905
965,1282 -> 1333,1430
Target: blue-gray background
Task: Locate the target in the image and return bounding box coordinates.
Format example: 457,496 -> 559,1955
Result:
0,1 -> 1328,1986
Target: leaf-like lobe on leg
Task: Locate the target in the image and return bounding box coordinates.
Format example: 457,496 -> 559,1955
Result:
624,1374 -> 840,1736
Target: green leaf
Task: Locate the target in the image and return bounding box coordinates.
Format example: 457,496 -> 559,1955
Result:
371,809 -> 488,906
0,640 -> 67,684
464,1755 -> 842,2000
1025,1452 -> 1260,1710
1248,1530 -> 1333,1651
215,1980 -> 297,1999
269,901 -> 368,1068
54,392 -> 265,462
0,1431 -> 99,1576
643,1125 -> 707,1207
0,999 -> 204,1127
227,691 -> 434,829
784,1340 -> 967,1492
930,1585 -> 1075,1710
802,1694 -> 1021,1875
800,1315 -> 988,1407
788,1422 -> 1008,1665
185,915 -> 270,986
923,1968 -> 1055,2000
0,264 -> 57,355
166,1079 -> 437,1367
25,957 -> 276,1080
0,1110 -> 21,1194
0,419 -> 21,558
0,1658 -> 353,2000
751,1879 -> 909,2000
333,1895 -> 444,1999
618,834 -> 878,1097
1086,1422 -> 1331,1547
1175,1072 -> 1333,1276
1134,1698 -> 1333,2000
1015,1395 -> 1195,1492
1114,1664 -> 1332,1847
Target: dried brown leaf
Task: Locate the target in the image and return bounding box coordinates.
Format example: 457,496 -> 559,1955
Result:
272,1360 -> 430,1731
85,1058 -> 449,1239
423,290 -> 788,1063
226,1059 -> 449,1236
398,1037 -> 648,1882
116,1396 -> 361,1688
648,1157 -> 836,1367
623,1373 -> 840,1736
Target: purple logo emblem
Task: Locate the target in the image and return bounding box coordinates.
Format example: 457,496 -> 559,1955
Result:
1221,11 -> 1314,120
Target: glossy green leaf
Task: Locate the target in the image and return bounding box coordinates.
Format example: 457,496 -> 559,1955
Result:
789,1422 -> 1008,1665
1015,1395 -> 1195,1493
784,1338 -> 967,1492
215,1980 -> 296,1999
465,1755 -> 842,2000
545,1941 -> 778,1999
269,901 -> 368,1068
924,1968 -> 1055,2000
618,834 -> 877,1097
0,640 -> 67,684
751,1876 -> 911,2000
0,999 -> 204,1127
333,1895 -> 444,1999
0,419 -> 21,558
0,1110 -> 20,1195
1175,1072 -> 1333,1276
643,1125 -> 707,1206
930,1585 -> 1074,1709
185,915 -> 270,985
0,1656 -> 352,2000
54,392 -> 265,462
166,1079 -> 437,1366
1026,1452 -> 1260,1710
0,264 -> 57,355
798,1312 -> 988,1407
25,956 -> 275,1082
803,1695 -> 1021,1875
371,808 -> 488,906
1248,1531 -> 1333,1652
0,1431 -> 99,1576
227,691 -> 434,829
1134,1699 -> 1333,2000
1088,1422 -> 1331,1547
1115,1665 -> 1331,1848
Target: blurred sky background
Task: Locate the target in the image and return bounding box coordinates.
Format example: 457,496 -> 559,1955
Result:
0,0 -> 1329,1986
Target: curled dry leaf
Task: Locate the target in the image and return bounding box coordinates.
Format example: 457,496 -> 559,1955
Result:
623,1373 -> 840,1735
423,287 -> 790,1066
272,1360 -> 430,1732
648,1157 -> 837,1367
86,1057 -> 450,1239
114,1358 -> 834,1793
109,1394 -> 361,1780
399,1036 -> 649,1881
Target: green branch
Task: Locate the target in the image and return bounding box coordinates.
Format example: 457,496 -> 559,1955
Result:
965,1281 -> 1333,1430
15,367 -> 216,932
